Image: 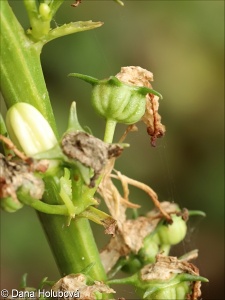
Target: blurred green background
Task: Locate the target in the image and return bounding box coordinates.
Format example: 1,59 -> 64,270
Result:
1,1 -> 224,299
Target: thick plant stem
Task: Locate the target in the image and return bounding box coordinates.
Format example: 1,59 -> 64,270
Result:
41,177 -> 107,280
1,1 -> 107,282
38,213 -> 107,280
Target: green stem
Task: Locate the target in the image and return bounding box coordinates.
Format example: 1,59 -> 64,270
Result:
104,119 -> 117,143
23,0 -> 38,25
23,0 -> 51,41
39,176 -> 107,280
38,213 -> 107,279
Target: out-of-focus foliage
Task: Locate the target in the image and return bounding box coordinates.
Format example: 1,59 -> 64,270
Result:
1,1 -> 224,299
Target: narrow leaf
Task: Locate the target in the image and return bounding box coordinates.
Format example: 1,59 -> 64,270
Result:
43,21 -> 103,45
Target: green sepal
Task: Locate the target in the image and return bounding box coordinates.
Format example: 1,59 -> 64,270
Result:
69,74 -> 162,99
188,210 -> 206,217
79,206 -> 114,227
69,73 -> 99,85
67,101 -> 84,133
107,76 -> 163,99
107,273 -> 137,286
137,86 -> 163,99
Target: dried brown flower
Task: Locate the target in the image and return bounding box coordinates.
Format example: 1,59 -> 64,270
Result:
61,131 -> 123,187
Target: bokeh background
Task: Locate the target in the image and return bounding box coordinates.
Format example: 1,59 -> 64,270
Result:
1,1 -> 224,299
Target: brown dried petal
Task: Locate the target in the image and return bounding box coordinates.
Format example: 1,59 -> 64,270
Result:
100,232 -> 130,273
53,274 -> 115,300
0,153 -> 45,202
116,66 -> 154,87
102,217 -> 117,235
121,217 -> 157,253
143,94 -> 166,147
98,159 -> 127,226
140,254 -> 200,281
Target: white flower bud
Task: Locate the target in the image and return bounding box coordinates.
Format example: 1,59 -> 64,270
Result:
6,103 -> 57,156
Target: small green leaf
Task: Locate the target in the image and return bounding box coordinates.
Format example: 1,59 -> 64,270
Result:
43,21 -> 103,45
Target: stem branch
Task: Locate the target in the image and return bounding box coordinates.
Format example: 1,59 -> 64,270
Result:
104,119 -> 117,143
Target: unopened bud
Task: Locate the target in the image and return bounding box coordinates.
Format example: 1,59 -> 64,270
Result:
6,103 -> 58,156
39,3 -> 51,20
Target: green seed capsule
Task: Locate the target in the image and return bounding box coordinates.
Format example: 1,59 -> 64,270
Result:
143,281 -> 190,300
122,256 -> 143,274
91,77 -> 147,124
69,73 -> 162,125
107,254 -> 208,300
156,214 -> 187,245
138,236 -> 159,264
